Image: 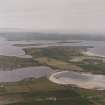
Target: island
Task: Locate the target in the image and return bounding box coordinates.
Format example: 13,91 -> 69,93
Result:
0,45 -> 104,105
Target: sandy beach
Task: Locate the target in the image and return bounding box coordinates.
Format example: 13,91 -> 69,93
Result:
82,51 -> 105,58
49,71 -> 105,90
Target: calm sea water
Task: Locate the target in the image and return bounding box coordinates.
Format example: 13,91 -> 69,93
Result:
0,36 -> 105,58
0,66 -> 56,82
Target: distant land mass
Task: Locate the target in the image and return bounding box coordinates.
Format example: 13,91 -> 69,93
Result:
0,28 -> 104,41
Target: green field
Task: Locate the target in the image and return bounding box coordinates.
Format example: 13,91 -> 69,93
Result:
0,78 -> 104,105
0,56 -> 38,70
0,46 -> 104,74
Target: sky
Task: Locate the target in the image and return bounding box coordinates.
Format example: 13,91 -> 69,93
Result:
0,0 -> 105,33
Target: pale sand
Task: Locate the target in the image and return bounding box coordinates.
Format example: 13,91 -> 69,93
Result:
49,71 -> 105,90
82,51 -> 105,58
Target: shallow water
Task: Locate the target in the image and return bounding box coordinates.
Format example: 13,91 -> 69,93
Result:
0,36 -> 60,58
0,66 -> 56,82
0,65 -> 105,90
49,71 -> 105,90
0,36 -> 105,58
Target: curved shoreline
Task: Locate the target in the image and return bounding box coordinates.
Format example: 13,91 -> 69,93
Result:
49,71 -> 69,85
82,51 -> 105,58
49,71 -> 105,90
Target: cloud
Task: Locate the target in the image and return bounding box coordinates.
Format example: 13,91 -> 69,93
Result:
0,0 -> 104,33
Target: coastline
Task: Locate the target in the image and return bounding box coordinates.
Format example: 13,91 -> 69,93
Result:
82,51 -> 105,58
49,71 -> 105,90
49,71 -> 69,85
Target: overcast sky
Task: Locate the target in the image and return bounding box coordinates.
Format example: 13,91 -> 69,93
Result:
0,0 -> 105,33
